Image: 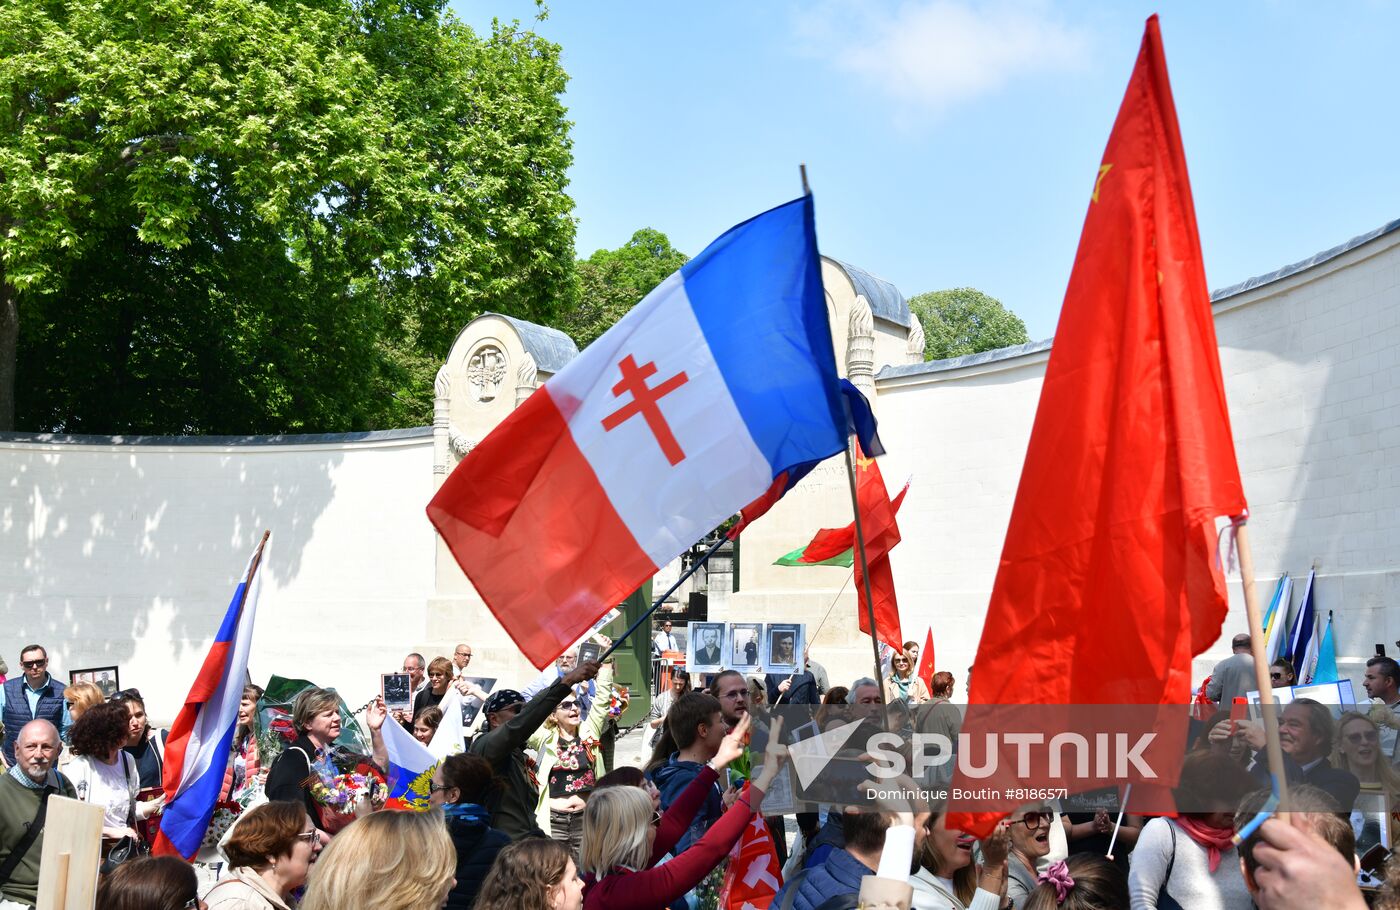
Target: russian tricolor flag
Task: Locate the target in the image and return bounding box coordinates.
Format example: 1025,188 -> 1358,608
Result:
153,533 -> 269,859
428,196 -> 847,668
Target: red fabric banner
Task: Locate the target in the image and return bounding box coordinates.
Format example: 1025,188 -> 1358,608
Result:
949,15 -> 1247,837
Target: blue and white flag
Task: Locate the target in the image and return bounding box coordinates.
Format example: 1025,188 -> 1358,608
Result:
1312,612 -> 1339,685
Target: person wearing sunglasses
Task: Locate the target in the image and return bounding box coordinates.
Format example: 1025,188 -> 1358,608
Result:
885,654 -> 931,705
1005,805 -> 1054,907
1333,711 -> 1400,798
203,802 -> 323,910
529,661 -> 617,857
1269,658 -> 1297,689
1,644 -> 70,767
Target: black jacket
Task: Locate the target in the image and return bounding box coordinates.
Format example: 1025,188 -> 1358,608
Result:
1250,753 -> 1360,812
264,735 -> 324,829
444,818 -> 510,909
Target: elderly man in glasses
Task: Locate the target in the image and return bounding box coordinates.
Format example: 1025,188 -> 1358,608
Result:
0,646 -> 70,768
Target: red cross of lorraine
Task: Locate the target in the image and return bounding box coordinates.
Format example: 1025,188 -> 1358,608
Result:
600,354 -> 689,465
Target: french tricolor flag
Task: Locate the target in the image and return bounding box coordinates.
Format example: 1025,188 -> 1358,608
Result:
428,196 -> 847,668
153,532 -> 269,860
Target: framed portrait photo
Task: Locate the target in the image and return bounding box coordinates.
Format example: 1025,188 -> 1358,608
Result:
70,667 -> 120,699
687,622 -> 726,673
381,672 -> 413,714
458,676 -> 497,728
763,623 -> 804,675
728,623 -> 763,670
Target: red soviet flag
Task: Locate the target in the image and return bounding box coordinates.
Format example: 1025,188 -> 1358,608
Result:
916,626 -> 936,692
949,16 -> 1247,835
852,445 -> 905,652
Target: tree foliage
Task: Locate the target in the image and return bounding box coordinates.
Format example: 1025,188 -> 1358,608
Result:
908,287 -> 1030,361
1,0 -> 575,433
558,228 -> 688,348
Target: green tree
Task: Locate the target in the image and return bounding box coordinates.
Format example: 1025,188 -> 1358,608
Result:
559,228 -> 688,347
908,287 -> 1030,361
1,0 -> 574,433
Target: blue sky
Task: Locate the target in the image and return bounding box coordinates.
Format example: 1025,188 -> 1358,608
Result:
452,1 -> 1400,340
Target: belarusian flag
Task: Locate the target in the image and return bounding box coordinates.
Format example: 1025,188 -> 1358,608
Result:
773,446 -> 908,650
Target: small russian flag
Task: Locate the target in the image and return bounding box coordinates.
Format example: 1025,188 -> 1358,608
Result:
153,532 -> 269,860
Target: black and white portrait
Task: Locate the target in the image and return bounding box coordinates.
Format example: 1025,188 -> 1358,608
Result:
687,622 -> 726,672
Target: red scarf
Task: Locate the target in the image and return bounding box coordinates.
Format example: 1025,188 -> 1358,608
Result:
1175,816 -> 1234,872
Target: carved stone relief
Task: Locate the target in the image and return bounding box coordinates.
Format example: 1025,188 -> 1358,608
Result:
465,345 -> 508,403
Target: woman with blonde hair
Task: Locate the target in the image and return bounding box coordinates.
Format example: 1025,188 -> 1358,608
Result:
413,657 -> 455,719
579,714 -> 785,910
475,839 -> 584,910
1334,711 -> 1400,791
64,682 -> 105,723
301,810 -> 456,910
885,653 -> 931,704
529,662 -> 615,854
204,802 -> 321,909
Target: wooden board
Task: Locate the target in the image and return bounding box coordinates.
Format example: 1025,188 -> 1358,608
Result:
36,795 -> 103,910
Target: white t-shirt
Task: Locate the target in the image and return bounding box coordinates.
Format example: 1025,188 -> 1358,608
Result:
71,753 -> 136,829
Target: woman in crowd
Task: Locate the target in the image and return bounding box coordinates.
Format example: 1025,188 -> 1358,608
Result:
1335,710 -> 1400,790
579,713 -> 785,910
204,802 -> 322,910
1128,752 -> 1255,910
1005,805 -> 1054,906
1192,711 -> 1251,766
884,653 -> 930,704
414,656 -> 455,718
911,811 -> 1010,910
64,681 -> 105,723
97,855 -> 204,910
475,839 -> 585,910
66,702 -> 159,848
265,688 -> 365,832
301,810 -> 456,910
746,676 -> 767,708
429,752 -> 511,910
1024,855 -> 1128,910
530,662 -> 615,855
647,672 -> 690,749
221,683 -> 265,803
414,706 -> 444,745
1271,659 -> 1297,688
592,766 -> 663,816
111,689 -> 168,790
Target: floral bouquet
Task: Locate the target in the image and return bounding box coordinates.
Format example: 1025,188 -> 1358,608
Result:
304,756 -> 384,834
201,800 -> 243,851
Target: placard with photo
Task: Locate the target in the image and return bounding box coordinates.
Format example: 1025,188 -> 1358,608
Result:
458,676 -> 497,727
70,667 -> 120,699
728,623 -> 763,670
578,642 -> 603,665
382,672 -> 413,714
762,623 -> 804,674
687,622 -> 726,673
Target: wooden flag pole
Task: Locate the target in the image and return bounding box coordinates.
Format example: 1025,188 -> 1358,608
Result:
1235,521 -> 1291,810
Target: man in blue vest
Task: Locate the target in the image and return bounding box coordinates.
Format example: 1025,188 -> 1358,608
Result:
1,646 -> 69,767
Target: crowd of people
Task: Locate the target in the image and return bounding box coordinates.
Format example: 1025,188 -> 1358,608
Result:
0,635 -> 1398,910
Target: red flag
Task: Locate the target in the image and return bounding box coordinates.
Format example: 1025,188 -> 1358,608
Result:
949,17 -> 1246,836
917,626 -> 936,691
717,813 -> 783,910
851,447 -> 905,651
